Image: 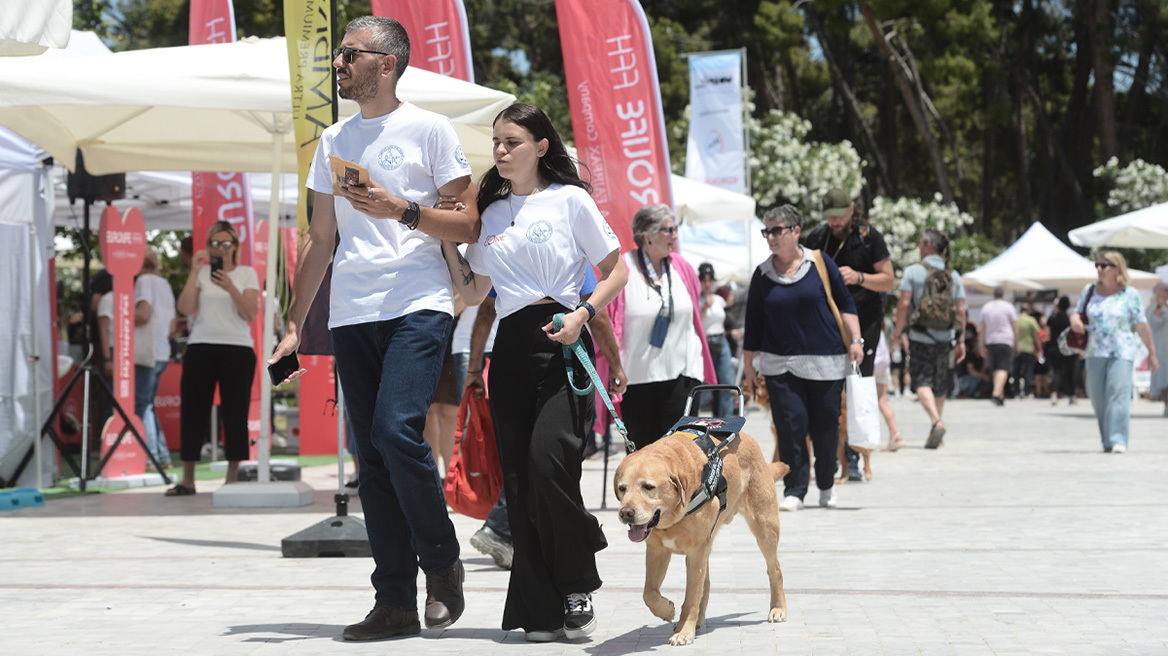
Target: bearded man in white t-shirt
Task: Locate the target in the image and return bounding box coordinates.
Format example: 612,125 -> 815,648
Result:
270,16 -> 479,642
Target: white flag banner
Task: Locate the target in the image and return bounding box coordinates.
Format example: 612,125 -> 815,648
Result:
685,51 -> 745,194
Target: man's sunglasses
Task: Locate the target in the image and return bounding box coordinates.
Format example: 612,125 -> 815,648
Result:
210,240 -> 235,249
333,46 -> 389,63
1094,262 -> 1115,269
761,225 -> 795,238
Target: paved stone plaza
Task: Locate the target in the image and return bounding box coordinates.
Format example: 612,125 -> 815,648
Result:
2,394 -> 1167,655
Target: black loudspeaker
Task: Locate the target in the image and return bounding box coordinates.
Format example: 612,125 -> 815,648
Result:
67,151 -> 125,203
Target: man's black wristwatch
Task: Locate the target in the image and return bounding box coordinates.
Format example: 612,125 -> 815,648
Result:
400,200 -> 420,230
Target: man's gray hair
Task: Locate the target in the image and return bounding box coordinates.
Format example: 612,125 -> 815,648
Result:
346,16 -> 411,79
762,204 -> 803,229
631,204 -> 675,248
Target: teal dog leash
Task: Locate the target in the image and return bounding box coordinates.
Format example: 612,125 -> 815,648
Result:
551,313 -> 634,453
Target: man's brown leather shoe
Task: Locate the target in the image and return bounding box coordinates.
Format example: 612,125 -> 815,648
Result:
341,606 -> 421,641
424,559 -> 465,628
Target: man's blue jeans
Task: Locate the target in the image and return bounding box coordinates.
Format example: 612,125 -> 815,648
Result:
138,359 -> 171,465
331,311 -> 460,611
708,334 -> 736,417
1085,356 -> 1133,450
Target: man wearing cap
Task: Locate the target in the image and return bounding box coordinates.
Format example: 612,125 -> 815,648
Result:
803,189 -> 895,479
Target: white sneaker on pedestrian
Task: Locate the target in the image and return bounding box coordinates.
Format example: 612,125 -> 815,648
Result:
1112,444 -> 1127,454
778,495 -> 803,512
819,488 -> 838,508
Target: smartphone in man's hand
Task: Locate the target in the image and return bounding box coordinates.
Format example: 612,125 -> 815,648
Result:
268,352 -> 300,385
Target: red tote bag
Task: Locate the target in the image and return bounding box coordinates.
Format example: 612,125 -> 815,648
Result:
443,392 -> 503,520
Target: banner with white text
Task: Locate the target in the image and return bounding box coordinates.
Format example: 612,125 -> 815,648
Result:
190,0 -> 255,262
555,0 -> 673,250
371,0 -> 474,82
685,51 -> 746,195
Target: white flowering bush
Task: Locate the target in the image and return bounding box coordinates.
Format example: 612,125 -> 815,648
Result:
869,193 -> 976,274
671,101 -> 864,220
1093,156 -> 1168,213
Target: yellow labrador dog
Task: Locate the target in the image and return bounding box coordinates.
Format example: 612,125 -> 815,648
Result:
614,428 -> 790,646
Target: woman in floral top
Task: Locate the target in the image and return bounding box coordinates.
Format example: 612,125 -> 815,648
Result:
1070,250 -> 1159,453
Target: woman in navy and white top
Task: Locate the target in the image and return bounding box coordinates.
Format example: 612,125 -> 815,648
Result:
444,103 -> 627,642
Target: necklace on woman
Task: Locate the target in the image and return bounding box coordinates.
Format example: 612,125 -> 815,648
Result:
507,183 -> 546,226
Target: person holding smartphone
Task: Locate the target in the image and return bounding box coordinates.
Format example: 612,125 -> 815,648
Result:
166,221 -> 259,495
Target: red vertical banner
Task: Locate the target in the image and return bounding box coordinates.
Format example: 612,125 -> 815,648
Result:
371,0 -> 475,82
247,219 -> 269,459
555,0 -> 673,251
99,206 -> 148,477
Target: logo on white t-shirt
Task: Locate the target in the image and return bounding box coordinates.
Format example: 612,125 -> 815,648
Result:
378,145 -> 405,170
601,220 -> 616,238
455,145 -> 468,167
527,220 -> 553,243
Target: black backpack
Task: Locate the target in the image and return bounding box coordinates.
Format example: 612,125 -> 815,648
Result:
910,262 -> 957,332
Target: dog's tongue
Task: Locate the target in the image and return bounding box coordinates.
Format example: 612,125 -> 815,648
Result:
627,523 -> 649,543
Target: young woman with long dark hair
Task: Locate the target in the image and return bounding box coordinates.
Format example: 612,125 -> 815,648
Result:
443,102 -> 627,642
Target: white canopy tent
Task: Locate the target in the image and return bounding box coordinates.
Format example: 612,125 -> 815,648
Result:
963,222 -> 1160,296
1068,202 -> 1168,249
0,0 -> 71,56
0,36 -> 511,177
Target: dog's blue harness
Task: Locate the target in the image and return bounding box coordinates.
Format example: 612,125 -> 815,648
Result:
665,416 -> 745,521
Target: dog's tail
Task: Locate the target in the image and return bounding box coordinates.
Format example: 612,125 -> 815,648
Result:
768,461 -> 790,482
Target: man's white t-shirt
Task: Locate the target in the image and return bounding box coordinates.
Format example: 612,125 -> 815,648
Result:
980,298 -> 1017,346
97,281 -> 155,367
463,184 -> 621,320
136,272 -> 175,361
187,266 -> 259,348
308,102 -> 473,329
452,304 -> 499,355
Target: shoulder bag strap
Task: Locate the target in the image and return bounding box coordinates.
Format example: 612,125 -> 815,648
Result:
812,249 -> 849,350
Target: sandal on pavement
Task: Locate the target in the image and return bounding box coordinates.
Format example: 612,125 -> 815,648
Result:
885,433 -> 905,452
165,484 -> 196,496
925,421 -> 946,449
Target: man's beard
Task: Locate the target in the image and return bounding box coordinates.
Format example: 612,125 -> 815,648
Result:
339,69 -> 378,102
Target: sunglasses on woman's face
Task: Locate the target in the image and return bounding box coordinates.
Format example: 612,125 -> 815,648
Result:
761,225 -> 794,238
210,240 -> 235,250
333,46 -> 389,64
657,226 -> 678,235
1094,262 -> 1114,270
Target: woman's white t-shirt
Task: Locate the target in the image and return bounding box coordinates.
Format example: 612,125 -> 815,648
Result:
621,252 -> 705,386
464,184 -> 620,320
701,293 -> 726,336
187,266 -> 259,348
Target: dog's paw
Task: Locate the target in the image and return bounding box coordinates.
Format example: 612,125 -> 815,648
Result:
669,630 -> 695,646
647,598 -> 676,622
768,607 -> 787,623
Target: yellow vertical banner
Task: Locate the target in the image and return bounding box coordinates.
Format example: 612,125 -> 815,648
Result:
284,0 -> 334,240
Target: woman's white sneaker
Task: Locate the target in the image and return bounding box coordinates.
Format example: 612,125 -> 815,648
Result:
778,495 -> 803,512
819,488 -> 838,508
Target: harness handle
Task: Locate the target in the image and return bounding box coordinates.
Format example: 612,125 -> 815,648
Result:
682,384 -> 746,418
551,313 -> 635,453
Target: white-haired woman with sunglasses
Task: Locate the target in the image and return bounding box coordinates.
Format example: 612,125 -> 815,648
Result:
606,204 -> 716,448
743,205 -> 863,512
168,221 -> 259,495
1070,250 -> 1158,452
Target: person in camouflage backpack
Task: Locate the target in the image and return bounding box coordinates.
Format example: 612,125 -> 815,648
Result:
891,230 -> 967,449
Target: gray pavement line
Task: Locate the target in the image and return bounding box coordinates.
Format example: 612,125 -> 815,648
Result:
5,583 -> 1168,602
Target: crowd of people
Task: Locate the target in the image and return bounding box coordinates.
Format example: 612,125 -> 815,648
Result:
75,14 -> 1166,645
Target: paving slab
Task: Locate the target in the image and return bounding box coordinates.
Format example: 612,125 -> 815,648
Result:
2,394 -> 1166,654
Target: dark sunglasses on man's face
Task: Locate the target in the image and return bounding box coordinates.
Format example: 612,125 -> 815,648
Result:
761,225 -> 794,238
333,46 -> 389,64
1095,262 -> 1114,269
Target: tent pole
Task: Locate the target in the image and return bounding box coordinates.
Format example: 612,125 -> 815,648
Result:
30,165 -> 44,490
258,126 -> 283,484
